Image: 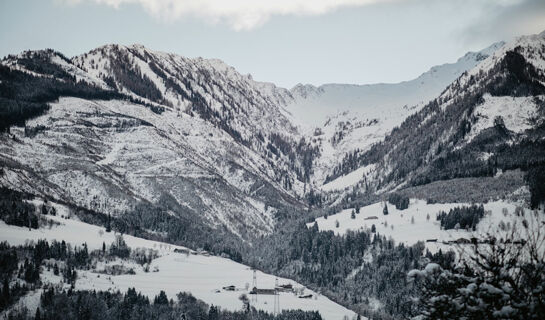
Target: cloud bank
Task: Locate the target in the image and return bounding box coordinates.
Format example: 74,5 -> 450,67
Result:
461,0 -> 545,45
61,0 -> 394,30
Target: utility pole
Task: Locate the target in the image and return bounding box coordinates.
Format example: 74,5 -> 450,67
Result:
252,269 -> 257,304
273,277 -> 280,315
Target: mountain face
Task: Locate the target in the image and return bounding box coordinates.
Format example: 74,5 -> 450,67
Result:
325,31 -> 545,197
283,42 -> 506,188
0,46 -> 315,244
286,41 -> 505,127
1,32 -> 544,245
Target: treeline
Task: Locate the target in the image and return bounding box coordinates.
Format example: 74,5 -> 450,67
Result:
387,193 -> 409,210
5,287 -> 323,320
0,188 -> 248,265
436,205 -> 485,230
0,62 -> 122,132
0,236 -> 160,314
0,49 -> 172,132
247,222 -> 448,319
0,187 -> 39,229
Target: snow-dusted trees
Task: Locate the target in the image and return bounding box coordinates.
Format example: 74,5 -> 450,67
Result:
110,234 -> 131,259
409,222 -> 545,319
526,164 -> 545,210
0,188 -> 38,229
436,205 -> 484,230
388,193 -> 409,210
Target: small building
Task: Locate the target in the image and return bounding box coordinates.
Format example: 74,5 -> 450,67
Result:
222,285 -> 236,291
276,284 -> 293,292
454,238 -> 471,244
250,287 -> 276,295
174,248 -> 190,255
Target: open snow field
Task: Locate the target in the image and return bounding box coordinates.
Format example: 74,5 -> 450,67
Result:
0,208 -> 359,320
307,199 -> 542,252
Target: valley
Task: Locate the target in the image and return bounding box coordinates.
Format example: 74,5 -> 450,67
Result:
1,28 -> 545,320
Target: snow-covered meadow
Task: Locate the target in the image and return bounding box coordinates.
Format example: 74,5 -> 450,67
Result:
0,203 -> 359,320
307,199 -> 542,253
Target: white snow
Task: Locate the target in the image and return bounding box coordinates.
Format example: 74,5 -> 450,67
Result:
286,41 -> 504,127
321,164 -> 376,192
0,212 -> 359,320
307,199 -> 542,253
465,94 -> 542,143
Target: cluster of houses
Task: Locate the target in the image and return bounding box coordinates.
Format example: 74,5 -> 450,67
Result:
248,283 -> 294,295
426,237 -> 527,245
221,283 -> 313,298
174,248 -> 317,299
173,247 -> 210,256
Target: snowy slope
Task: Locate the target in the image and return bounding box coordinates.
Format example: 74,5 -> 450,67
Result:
320,31 -> 545,194
307,199 -> 542,253
71,44 -> 297,143
1,32 -> 542,240
0,97 -> 300,239
0,44 -> 319,240
286,41 -> 504,127
0,205 -> 359,320
290,42 -> 505,188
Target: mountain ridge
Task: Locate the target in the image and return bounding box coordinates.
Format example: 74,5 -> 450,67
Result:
1,31 -> 544,245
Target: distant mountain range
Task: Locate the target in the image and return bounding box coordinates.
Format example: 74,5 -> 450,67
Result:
1,30 -> 544,243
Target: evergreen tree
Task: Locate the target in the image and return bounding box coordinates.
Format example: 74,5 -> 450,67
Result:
105,214 -> 111,233
208,305 -> 219,320
154,290 -> 169,305
2,278 -> 10,307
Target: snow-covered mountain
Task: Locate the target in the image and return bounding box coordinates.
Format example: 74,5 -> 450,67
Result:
1,30 -> 545,320
288,41 -> 506,187
323,31 -> 545,195
0,46 -> 312,243
286,41 -> 505,127
1,31 -> 544,243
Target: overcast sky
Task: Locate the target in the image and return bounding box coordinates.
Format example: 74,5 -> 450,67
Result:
1,0 -> 545,88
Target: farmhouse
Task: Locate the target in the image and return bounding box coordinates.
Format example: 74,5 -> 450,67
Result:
250,287 -> 276,295
174,248 -> 191,255
276,283 -> 293,292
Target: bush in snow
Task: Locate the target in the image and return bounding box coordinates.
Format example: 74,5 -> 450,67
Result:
408,224 -> 545,319
436,204 -> 484,230
388,193 -> 410,210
